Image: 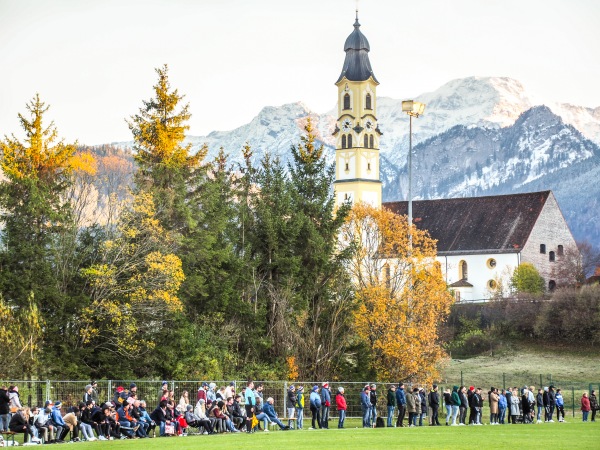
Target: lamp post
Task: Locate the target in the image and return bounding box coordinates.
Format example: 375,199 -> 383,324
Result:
401,100 -> 426,248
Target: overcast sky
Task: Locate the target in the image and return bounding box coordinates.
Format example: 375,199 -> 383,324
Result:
1,0 -> 599,145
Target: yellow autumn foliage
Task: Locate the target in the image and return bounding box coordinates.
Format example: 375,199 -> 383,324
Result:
342,203 -> 454,384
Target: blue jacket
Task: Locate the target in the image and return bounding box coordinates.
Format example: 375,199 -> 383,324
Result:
262,402 -> 278,420
320,388 -> 331,404
498,394 -> 507,409
396,388 -> 406,406
309,391 -> 321,409
555,393 -> 564,407
361,391 -> 371,409
51,407 -> 66,426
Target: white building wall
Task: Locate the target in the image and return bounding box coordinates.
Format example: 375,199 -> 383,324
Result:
437,253 -> 520,301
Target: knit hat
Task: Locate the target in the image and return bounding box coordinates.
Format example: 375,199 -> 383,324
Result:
312,385 -> 319,391
116,386 -> 124,393
289,385 -> 295,390
322,382 -> 329,389
298,386 -> 304,391
130,383 -> 137,389
84,384 -> 92,391
55,401 -> 62,407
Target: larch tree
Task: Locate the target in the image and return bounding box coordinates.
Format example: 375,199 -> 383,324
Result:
127,64 -> 205,231
0,94 -> 85,375
341,203 -> 454,384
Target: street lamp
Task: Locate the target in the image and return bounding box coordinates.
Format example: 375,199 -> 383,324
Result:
402,100 -> 425,248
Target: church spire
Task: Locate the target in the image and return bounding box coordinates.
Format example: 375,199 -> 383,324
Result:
336,12 -> 378,84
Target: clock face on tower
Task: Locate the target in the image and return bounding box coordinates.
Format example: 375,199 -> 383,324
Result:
342,118 -> 352,132
365,119 -> 374,131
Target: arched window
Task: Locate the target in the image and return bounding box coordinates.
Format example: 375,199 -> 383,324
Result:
369,135 -> 374,148
549,280 -> 556,291
540,244 -> 546,254
347,134 -> 352,148
366,93 -> 372,110
364,135 -> 368,148
557,245 -> 564,256
343,93 -> 350,110
549,251 -> 555,262
341,135 -> 346,149
459,260 -> 468,280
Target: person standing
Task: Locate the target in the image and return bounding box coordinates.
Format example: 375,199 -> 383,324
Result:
505,388 -> 513,424
309,386 -> 322,430
295,386 -> 304,430
498,389 -> 507,425
286,385 -> 296,428
369,384 -> 378,427
536,388 -> 544,423
547,385 -> 556,422
244,381 -> 256,432
588,390 -> 597,422
555,388 -> 566,422
459,386 -> 468,425
428,385 -> 440,426
320,382 -> 331,429
489,388 -> 499,425
443,388 -> 452,425
395,383 -> 407,427
360,386 -> 371,428
406,387 -> 417,427
582,393 -> 591,422
451,386 -> 460,425
0,385 -> 10,432
386,385 -> 397,427
335,387 -> 347,429
418,388 -> 427,427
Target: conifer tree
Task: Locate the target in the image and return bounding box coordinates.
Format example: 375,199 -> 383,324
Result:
0,95 -> 81,375
127,64 -> 205,231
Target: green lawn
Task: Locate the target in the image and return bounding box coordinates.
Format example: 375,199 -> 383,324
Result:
8,420 -> 600,449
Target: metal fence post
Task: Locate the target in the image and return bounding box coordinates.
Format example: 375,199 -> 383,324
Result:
284,382 -> 288,418
460,371 -> 463,387
108,380 -> 112,403
572,386 -> 575,418
46,380 -> 50,402
539,374 -> 542,387
503,373 -> 506,391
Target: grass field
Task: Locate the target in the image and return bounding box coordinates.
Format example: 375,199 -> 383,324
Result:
7,420 -> 600,449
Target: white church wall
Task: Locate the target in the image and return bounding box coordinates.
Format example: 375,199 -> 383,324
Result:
437,253 -> 520,301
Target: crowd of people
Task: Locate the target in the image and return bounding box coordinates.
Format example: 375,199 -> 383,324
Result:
0,381 -> 597,444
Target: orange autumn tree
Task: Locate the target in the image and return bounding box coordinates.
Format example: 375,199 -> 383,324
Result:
341,203 -> 454,384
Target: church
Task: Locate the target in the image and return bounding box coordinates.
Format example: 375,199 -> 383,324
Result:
332,14 -> 578,301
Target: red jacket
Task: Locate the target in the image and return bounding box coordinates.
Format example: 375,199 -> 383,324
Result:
581,396 -> 591,412
335,393 -> 347,411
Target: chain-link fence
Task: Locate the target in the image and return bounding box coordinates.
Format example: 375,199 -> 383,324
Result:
2,378 -> 597,420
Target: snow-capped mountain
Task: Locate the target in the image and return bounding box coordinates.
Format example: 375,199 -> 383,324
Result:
108,76 -> 600,246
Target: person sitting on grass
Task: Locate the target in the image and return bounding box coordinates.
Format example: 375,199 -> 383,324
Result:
9,407 -> 41,444
262,397 -> 289,430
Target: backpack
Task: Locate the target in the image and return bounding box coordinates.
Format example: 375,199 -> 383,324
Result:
376,417 -> 385,428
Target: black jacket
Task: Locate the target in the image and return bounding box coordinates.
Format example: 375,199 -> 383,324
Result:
150,406 -> 167,423
0,389 -> 10,415
460,392 -> 469,408
9,412 -> 28,432
428,391 -> 439,408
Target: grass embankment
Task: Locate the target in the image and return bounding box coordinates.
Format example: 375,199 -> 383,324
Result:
10,420 -> 600,449
442,341 -> 600,387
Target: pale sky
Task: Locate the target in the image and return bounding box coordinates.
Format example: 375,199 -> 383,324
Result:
1,0 -> 599,145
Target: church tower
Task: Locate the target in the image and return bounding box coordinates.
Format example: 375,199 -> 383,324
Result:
333,12 -> 382,208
